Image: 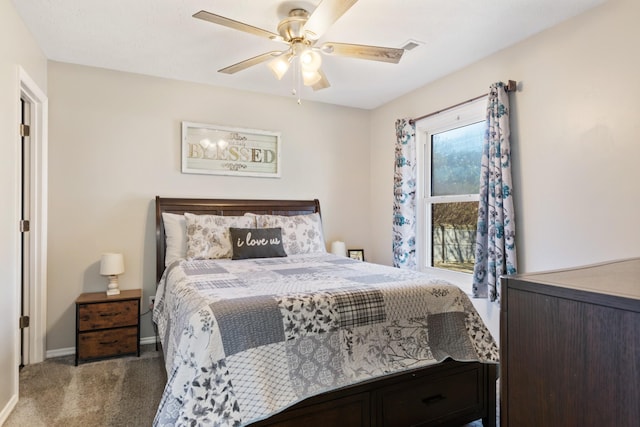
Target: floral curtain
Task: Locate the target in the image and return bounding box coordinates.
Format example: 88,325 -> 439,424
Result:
393,119 -> 417,269
472,82 -> 518,302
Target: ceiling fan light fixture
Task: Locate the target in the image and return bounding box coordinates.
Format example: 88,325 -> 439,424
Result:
300,49 -> 322,72
302,69 -> 322,86
267,54 -> 292,80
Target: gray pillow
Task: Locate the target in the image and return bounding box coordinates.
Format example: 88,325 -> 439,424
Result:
230,227 -> 287,260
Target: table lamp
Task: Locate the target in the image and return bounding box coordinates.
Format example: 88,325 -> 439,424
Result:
330,241 -> 347,257
100,253 -> 124,296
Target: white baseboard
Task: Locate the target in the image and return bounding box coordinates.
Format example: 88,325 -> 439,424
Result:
0,393 -> 18,426
140,336 -> 158,346
45,336 -> 158,359
46,346 -> 74,358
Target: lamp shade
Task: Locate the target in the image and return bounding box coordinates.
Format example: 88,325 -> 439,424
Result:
300,49 -> 322,72
302,69 -> 322,86
100,253 -> 124,276
267,54 -> 292,80
330,241 -> 347,257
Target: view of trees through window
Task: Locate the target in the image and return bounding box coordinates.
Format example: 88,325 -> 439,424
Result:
429,121 -> 484,273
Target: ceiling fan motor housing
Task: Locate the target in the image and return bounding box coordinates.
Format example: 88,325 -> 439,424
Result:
277,9 -> 310,42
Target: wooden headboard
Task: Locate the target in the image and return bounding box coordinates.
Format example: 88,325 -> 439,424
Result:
155,196 -> 321,283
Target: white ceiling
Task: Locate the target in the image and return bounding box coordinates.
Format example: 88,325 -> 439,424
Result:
12,0 -> 604,109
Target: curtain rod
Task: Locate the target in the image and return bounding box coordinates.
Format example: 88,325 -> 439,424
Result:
409,80 -> 517,125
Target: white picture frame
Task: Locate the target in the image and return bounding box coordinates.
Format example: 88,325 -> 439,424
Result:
182,121 -> 281,178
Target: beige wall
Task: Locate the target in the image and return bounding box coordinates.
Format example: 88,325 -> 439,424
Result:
5,0 -> 639,381
0,0 -> 47,421
369,0 -> 640,274
46,62 -> 371,350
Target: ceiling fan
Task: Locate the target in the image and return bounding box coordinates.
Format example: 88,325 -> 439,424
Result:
193,0 -> 404,91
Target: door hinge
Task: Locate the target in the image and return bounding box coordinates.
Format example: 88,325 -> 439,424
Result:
20,219 -> 30,232
19,316 -> 30,329
20,124 -> 30,137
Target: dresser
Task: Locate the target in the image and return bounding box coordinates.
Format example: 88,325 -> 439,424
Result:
75,289 -> 141,365
500,258 -> 640,426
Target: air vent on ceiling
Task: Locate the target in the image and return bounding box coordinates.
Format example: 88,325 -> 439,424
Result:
401,39 -> 423,51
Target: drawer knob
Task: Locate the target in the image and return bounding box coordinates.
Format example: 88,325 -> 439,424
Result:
421,394 -> 446,406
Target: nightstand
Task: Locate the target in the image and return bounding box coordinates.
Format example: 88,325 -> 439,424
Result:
75,289 -> 141,365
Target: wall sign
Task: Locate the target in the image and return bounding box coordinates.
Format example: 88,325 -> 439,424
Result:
182,122 -> 281,178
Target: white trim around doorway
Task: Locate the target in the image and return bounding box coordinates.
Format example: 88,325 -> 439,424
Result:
18,66 -> 48,364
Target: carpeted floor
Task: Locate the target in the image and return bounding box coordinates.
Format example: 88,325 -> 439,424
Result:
5,345 -> 497,426
5,345 -> 166,427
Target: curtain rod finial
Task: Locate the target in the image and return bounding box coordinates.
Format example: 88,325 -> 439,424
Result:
507,80 -> 517,92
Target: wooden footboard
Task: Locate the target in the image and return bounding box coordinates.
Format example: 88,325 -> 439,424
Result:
250,360 -> 497,427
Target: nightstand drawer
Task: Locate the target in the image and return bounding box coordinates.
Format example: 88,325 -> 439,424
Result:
77,327 -> 138,359
78,299 -> 138,331
379,365 -> 482,426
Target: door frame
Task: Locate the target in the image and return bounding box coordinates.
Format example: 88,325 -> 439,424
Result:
20,96 -> 31,367
18,66 -> 47,364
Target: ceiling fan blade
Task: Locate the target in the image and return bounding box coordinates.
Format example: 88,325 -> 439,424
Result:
320,42 -> 404,64
303,0 -> 358,40
193,10 -> 283,42
219,51 -> 283,74
311,69 -> 331,91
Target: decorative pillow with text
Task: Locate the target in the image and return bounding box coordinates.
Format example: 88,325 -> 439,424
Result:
230,227 -> 287,260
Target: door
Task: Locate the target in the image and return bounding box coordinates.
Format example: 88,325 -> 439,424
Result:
20,97 -> 32,368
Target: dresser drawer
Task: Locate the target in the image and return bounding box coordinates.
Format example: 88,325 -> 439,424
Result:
378,365 -> 482,426
78,299 -> 139,330
254,392 -> 370,427
77,327 -> 138,359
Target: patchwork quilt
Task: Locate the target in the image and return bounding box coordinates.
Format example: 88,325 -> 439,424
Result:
152,253 -> 499,427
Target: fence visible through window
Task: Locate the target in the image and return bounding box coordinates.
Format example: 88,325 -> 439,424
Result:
431,202 -> 478,273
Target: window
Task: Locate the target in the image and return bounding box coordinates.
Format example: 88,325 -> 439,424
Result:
415,97 -> 486,291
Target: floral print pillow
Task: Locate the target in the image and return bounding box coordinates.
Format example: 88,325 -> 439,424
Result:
256,213 -> 326,255
185,213 -> 256,259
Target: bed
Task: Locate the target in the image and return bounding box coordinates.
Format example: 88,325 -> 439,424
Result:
152,196 -> 499,427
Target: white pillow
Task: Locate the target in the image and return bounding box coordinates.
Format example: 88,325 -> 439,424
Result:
162,212 -> 187,267
256,213 -> 326,255
185,213 -> 256,259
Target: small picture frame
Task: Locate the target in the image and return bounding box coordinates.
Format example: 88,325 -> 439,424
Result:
348,249 -> 365,261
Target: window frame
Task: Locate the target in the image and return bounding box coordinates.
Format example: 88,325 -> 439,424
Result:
415,97 -> 487,293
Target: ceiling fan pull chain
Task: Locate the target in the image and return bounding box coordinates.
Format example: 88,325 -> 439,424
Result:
292,58 -> 302,105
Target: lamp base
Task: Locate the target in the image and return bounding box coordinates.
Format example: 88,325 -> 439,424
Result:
106,275 -> 120,296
